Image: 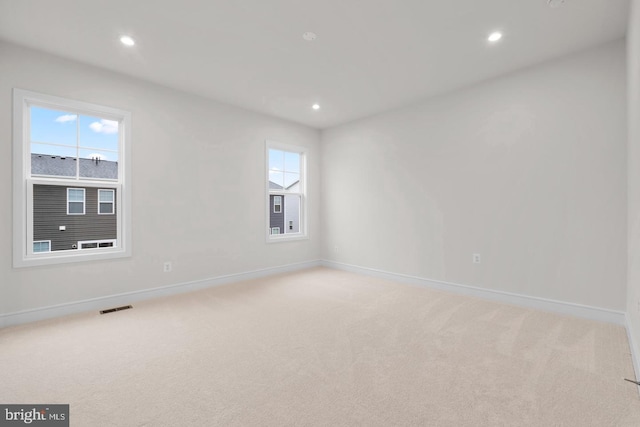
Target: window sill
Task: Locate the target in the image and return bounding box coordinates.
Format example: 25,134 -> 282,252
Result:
13,247 -> 130,268
266,234 -> 309,244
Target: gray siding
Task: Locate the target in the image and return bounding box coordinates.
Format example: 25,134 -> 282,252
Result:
269,194 -> 284,234
33,184 -> 117,251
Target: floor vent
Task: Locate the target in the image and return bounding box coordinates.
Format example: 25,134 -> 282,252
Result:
100,305 -> 133,315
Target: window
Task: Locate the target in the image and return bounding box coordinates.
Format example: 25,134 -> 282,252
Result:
266,141 -> 306,241
13,89 -> 131,267
98,189 -> 114,214
78,239 -> 116,250
67,188 -> 85,215
33,241 -> 51,253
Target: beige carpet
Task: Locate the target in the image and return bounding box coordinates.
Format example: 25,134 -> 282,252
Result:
1,267 -> 639,426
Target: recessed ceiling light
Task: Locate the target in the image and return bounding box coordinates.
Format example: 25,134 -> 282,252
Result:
488,32 -> 503,42
548,0 -> 565,8
312,103 -> 320,110
303,32 -> 317,41
120,35 -> 135,46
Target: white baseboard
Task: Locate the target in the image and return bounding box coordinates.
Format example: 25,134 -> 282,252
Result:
0,260 -> 322,328
626,316 -> 640,394
1,258 -> 628,329
322,260 -> 626,325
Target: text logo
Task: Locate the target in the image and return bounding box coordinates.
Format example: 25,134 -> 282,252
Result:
0,405 -> 68,426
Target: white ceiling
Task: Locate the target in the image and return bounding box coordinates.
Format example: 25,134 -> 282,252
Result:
0,0 -> 629,129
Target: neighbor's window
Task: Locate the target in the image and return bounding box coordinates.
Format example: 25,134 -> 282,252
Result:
13,89 -> 131,267
33,241 -> 51,253
98,189 -> 115,214
266,141 -> 306,241
78,239 -> 116,250
67,188 -> 85,215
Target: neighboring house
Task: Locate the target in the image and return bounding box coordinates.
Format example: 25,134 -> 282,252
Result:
269,180 -> 300,235
284,182 -> 300,234
31,153 -> 118,179
269,181 -> 285,235
31,154 -> 118,252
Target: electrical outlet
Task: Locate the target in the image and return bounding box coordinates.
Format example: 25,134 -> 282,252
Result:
473,254 -> 481,264
163,261 -> 172,273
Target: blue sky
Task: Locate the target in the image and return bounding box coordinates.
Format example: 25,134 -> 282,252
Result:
30,106 -> 119,161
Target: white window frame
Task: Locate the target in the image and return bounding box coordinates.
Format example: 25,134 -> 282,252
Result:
13,89 -> 132,267
98,189 -> 115,215
265,140 -> 307,242
273,195 -> 282,213
33,240 -> 51,253
67,188 -> 86,215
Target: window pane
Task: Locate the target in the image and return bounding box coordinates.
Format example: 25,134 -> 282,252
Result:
99,190 -> 114,202
30,106 -> 77,146
269,171 -> 284,189
33,241 -> 50,253
31,143 -> 77,158
283,194 -> 300,234
99,203 -> 113,214
268,149 -> 283,171
34,184 -> 118,252
284,152 -> 300,174
30,150 -> 77,178
29,108 -> 120,181
79,115 -> 119,153
68,189 -> 84,201
68,202 -> 84,214
78,149 -> 118,180
284,172 -> 300,189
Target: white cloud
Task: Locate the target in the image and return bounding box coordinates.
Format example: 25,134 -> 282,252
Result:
55,114 -> 77,123
89,119 -> 119,134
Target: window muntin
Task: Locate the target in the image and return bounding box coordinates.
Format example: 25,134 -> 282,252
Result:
266,142 -> 306,241
13,89 -> 131,267
98,189 -> 115,214
67,188 -> 85,215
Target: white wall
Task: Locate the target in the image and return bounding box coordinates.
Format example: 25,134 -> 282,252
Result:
627,0 -> 640,368
0,42 -> 321,318
322,41 -> 627,311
